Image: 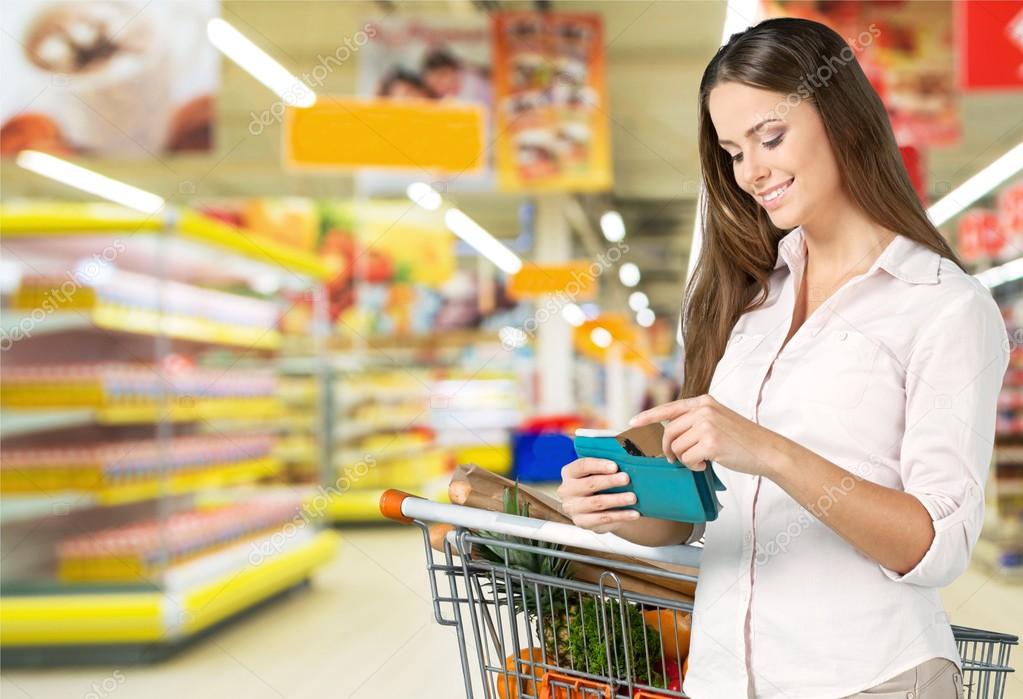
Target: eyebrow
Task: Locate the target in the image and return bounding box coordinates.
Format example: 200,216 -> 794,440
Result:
718,118 -> 783,147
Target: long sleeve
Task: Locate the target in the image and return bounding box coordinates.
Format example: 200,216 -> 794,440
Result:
880,288 -> 1009,588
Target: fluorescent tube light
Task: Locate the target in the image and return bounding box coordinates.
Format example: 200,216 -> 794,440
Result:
207,18 -> 316,108
444,208 -> 523,274
17,150 -> 164,214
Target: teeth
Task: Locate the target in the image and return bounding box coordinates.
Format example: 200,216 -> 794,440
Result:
762,181 -> 791,202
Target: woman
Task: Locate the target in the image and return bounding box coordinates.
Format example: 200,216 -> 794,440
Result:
557,18 -> 1007,699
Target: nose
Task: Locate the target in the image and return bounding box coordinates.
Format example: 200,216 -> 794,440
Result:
741,152 -> 770,191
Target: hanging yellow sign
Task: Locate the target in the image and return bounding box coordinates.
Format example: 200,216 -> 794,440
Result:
508,261 -> 598,300
285,98 -> 486,173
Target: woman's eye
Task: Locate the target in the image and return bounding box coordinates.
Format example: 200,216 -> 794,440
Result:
731,152 -> 743,164
763,133 -> 784,149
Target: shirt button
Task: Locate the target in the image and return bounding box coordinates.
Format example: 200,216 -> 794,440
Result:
839,331 -> 848,341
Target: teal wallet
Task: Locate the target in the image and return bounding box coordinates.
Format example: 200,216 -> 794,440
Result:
573,433 -> 726,523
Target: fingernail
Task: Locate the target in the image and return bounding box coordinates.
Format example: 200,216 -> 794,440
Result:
605,462 -> 617,472
628,510 -> 640,519
617,473 -> 629,484
627,493 -> 637,503
628,417 -> 638,426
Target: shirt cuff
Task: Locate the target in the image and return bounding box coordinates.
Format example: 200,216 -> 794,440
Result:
879,486 -> 980,588
685,521 -> 706,545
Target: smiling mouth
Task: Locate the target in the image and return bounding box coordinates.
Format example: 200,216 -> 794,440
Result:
759,177 -> 794,203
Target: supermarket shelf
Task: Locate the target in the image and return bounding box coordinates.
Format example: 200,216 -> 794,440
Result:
0,203 -> 332,282
329,329 -> 501,352
0,409 -> 95,438
1,458 -> 282,511
1,309 -> 280,350
0,530 -> 338,646
2,399 -> 282,427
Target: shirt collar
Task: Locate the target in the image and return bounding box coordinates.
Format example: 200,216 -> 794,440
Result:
773,226 -> 941,285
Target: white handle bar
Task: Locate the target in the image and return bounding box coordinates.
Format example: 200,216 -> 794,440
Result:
380,489 -> 702,568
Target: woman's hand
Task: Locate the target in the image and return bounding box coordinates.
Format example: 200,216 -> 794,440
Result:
629,394 -> 790,478
556,458 -> 640,532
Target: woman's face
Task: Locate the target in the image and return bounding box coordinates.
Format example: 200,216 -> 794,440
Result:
708,81 -> 843,231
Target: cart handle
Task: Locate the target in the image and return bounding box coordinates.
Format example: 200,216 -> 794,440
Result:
379,489 -> 702,568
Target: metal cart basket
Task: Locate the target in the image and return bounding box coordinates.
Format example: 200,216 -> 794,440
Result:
381,490 -> 1017,699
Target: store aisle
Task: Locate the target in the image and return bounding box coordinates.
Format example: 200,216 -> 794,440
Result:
2,527 -> 1020,699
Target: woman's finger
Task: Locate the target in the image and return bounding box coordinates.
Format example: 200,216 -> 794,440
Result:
628,398 -> 693,427
558,470 -> 630,497
662,413 -> 701,461
561,458 -> 618,481
573,509 -> 641,529
669,431 -> 700,465
568,491 -> 637,515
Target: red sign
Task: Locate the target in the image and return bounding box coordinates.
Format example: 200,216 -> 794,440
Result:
958,210 -> 1002,263
958,0 -> 1023,90
998,183 -> 1023,261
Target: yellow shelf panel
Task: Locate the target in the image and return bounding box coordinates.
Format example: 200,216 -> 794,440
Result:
180,530 -> 337,636
3,307 -> 280,351
176,210 -> 331,282
0,202 -> 161,234
0,531 -> 338,646
0,203 -> 332,281
92,306 -> 281,350
0,399 -> 282,426
95,457 -> 282,505
1,457 -> 281,504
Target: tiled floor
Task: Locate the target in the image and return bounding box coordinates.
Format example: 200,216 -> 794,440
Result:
2,527 -> 1020,699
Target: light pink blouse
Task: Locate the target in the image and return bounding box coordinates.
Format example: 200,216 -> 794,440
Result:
683,226 -> 1009,698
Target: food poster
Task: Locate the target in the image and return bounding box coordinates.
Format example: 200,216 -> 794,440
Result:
492,12 -> 612,192
1,0 -> 220,157
760,0 -> 961,147
318,199 -> 456,335
355,16 -> 494,194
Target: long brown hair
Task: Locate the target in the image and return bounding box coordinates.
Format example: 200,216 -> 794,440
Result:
682,17 -> 963,399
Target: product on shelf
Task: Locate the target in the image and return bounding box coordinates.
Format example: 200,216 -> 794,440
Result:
56,495 -> 306,583
13,270 -> 282,348
1,434 -> 276,493
1,362 -> 277,409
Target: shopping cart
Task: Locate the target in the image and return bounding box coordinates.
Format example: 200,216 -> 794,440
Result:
381,490 -> 1018,699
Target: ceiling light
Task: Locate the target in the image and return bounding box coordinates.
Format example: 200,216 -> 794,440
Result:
591,326 -> 612,348
636,308 -> 655,327
628,291 -> 649,312
600,210 -> 626,242
619,262 -> 641,287
928,142 -> 1023,226
406,182 -> 443,211
561,303 -> 586,327
975,257 -> 1023,289
16,150 -> 164,214
444,208 -> 523,274
499,326 -> 528,348
207,18 -> 316,108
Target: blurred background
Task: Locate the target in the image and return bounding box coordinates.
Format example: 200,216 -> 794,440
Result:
0,0 -> 1021,697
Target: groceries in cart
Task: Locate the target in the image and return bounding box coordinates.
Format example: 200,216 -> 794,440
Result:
383,464 -> 1018,699
425,467 -> 697,697
574,425 -> 726,523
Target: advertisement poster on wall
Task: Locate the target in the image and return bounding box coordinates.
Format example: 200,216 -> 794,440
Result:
355,16 -> 494,194
491,12 -> 612,192
0,0 -> 220,158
